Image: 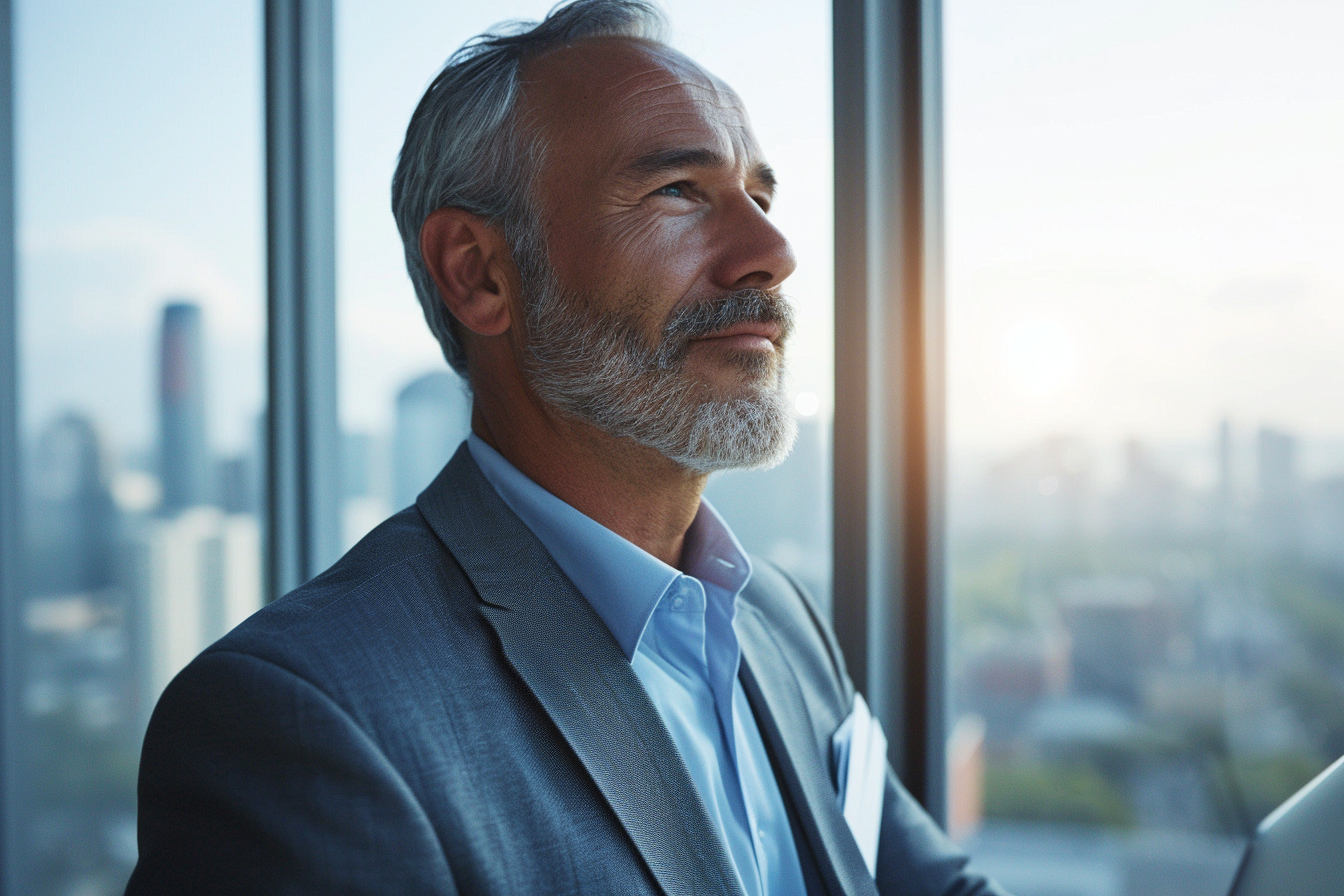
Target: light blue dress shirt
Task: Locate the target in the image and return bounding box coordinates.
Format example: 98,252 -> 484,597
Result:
467,434 -> 807,896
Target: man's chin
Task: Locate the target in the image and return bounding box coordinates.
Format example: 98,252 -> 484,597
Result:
665,391 -> 799,474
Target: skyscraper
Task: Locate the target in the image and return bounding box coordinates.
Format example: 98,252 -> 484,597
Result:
1217,418 -> 1233,506
393,371 -> 471,509
26,412 -> 119,594
1255,425 -> 1301,552
158,302 -> 210,513
1256,426 -> 1298,502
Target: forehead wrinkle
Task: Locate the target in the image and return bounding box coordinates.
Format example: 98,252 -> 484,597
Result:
603,100 -> 742,184
602,63 -> 702,100
613,86 -> 754,158
521,38 -> 771,207
611,80 -> 736,128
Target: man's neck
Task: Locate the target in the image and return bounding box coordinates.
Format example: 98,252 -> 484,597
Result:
470,403 -> 707,569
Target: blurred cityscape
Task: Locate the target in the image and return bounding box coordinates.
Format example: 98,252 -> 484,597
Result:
17,301 -> 262,895
948,427 -> 1344,895
13,298 -> 834,896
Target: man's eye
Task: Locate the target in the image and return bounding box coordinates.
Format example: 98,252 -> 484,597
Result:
653,182 -> 690,199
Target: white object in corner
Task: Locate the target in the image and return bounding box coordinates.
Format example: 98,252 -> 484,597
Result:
830,692 -> 887,875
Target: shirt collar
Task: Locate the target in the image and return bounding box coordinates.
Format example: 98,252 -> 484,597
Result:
466,433 -> 752,660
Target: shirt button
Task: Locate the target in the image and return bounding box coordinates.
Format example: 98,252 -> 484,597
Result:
671,594 -> 686,609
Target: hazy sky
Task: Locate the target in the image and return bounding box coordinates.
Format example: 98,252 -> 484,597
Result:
15,0 -> 1344,478
945,0 -> 1344,457
18,0 -> 264,454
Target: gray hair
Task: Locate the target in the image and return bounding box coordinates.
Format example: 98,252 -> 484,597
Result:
391,0 -> 670,378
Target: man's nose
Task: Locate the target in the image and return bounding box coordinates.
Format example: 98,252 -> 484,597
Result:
712,194 -> 798,292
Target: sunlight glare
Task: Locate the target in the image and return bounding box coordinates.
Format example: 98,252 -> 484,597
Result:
999,318 -> 1077,398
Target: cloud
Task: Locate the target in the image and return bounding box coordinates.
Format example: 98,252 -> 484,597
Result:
18,217 -> 264,453
21,217 -> 262,339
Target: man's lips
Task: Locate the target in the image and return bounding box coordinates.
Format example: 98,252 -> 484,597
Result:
689,321 -> 784,351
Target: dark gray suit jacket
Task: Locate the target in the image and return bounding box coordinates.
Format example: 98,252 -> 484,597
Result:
126,445 -> 1005,895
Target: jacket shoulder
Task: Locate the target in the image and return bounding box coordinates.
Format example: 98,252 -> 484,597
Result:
129,646 -> 458,895
194,503 -> 493,731
212,505 -> 465,660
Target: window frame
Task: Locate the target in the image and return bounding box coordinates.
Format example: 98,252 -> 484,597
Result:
832,0 -> 947,823
264,0 -> 343,597
0,0 -> 20,889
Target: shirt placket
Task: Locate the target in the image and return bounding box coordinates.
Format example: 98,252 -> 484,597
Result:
661,575 -> 767,896
705,578 -> 773,890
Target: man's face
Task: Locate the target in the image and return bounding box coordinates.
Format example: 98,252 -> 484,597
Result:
513,39 -> 799,471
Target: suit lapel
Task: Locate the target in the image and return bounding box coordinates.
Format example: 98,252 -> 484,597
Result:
417,446 -> 743,896
736,601 -> 879,896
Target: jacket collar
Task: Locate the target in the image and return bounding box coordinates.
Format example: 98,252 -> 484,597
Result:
417,444 -> 744,896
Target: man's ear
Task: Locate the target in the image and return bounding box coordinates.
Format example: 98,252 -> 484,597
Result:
419,209 -> 515,337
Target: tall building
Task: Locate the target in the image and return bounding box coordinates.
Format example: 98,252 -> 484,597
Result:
393,371 -> 471,509
1256,426 -> 1298,502
342,430 -> 377,502
216,454 -> 256,516
158,302 -> 210,513
341,431 -> 392,551
26,412 -> 120,594
1216,418 -> 1234,506
130,507 -> 261,727
1255,426 -> 1300,552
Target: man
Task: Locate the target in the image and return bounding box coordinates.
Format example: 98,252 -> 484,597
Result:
127,2 -> 1007,894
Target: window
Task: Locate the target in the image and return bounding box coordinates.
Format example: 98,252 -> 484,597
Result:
8,2 -> 265,894
945,2 -> 1344,893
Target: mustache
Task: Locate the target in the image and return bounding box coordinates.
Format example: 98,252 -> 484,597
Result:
656,289 -> 795,363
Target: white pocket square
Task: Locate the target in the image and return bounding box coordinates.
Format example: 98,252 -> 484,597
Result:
830,693 -> 887,875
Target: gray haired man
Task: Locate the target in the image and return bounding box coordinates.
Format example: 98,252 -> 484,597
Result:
127,2 -> 1008,894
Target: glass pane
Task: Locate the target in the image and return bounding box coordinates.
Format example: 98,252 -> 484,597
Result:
945,2 -> 1344,894
336,0 -> 833,605
13,3 -> 265,893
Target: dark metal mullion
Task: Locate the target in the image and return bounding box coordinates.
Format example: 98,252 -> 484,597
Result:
264,0 -> 339,601
917,0 -> 948,828
832,0 -> 873,706
831,0 -> 946,823
0,0 -> 18,890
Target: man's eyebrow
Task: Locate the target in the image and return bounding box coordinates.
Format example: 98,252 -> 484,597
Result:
753,162 -> 778,193
622,147 -> 779,192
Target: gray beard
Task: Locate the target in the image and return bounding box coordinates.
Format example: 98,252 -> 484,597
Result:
516,248 -> 798,473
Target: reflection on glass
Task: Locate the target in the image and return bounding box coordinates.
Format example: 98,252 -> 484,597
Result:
13,3 -> 264,893
945,2 -> 1344,895
336,0 -> 833,604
